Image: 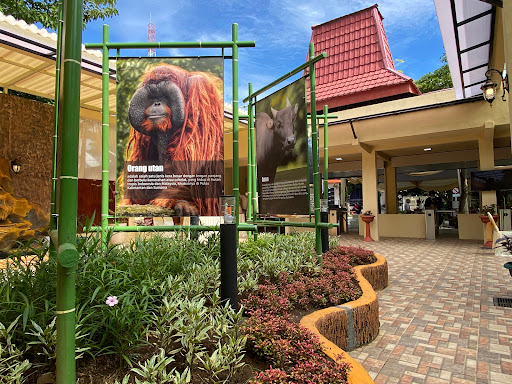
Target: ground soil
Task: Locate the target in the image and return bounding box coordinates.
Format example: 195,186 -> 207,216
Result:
28,348 -> 268,384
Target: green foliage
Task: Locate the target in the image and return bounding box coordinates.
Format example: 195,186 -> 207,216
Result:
0,317 -> 32,383
0,1 -> 119,31
238,233 -> 320,295
0,239 -> 57,338
129,349 -> 190,384
153,289 -> 246,383
414,54 -> 453,93
26,316 -> 89,368
0,230 -> 359,382
5,90 -> 54,105
481,204 -> 497,215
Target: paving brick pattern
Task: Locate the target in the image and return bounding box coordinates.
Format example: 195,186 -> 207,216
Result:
338,234 -> 512,384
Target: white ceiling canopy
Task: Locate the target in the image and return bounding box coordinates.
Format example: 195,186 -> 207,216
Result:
434,0 -> 501,99
0,12 -> 117,114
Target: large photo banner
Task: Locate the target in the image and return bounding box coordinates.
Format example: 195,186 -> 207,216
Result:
255,78 -> 308,215
116,57 -> 224,217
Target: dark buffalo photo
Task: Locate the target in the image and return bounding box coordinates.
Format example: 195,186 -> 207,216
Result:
256,98 -> 298,184
254,78 -> 308,215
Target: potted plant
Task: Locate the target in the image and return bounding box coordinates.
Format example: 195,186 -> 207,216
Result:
479,205 -> 499,248
360,211 -> 374,241
479,204 -> 498,224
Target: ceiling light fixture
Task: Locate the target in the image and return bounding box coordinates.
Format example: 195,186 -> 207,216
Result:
424,148 -> 432,151
335,157 -> 343,161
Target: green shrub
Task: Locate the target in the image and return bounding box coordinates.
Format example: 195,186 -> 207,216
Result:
0,229 -> 371,383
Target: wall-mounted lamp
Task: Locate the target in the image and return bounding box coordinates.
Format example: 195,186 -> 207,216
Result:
10,159 -> 21,174
481,68 -> 509,104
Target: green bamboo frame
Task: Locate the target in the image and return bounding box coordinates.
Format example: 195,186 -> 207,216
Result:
55,2 -> 83,383
244,44 -> 332,261
88,223 -> 258,233
323,105 -> 329,201
84,25 -> 255,236
54,16 -> 338,380
307,107 -> 338,200
49,21 -> 256,383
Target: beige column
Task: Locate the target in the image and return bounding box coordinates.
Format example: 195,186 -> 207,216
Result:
478,121 -> 497,244
384,161 -> 397,214
502,3 -> 512,154
478,121 -> 497,208
361,148 -> 379,240
340,178 -> 347,208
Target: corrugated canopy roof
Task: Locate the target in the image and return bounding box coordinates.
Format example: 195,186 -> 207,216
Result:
307,4 -> 420,110
0,12 -> 244,126
0,11 -> 116,114
434,0 -> 496,100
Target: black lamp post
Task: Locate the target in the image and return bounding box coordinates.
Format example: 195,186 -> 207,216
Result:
320,198 -> 329,253
220,195 -> 238,310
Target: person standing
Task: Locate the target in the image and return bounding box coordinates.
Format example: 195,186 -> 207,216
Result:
425,190 -> 436,209
404,198 -> 411,213
425,190 -> 439,235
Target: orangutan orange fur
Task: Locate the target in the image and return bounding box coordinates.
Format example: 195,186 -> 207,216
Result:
120,64 -> 223,216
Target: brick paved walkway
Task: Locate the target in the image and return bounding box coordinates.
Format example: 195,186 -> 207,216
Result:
338,234 -> 512,384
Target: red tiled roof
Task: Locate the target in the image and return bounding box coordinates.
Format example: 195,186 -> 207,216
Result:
307,4 -> 420,110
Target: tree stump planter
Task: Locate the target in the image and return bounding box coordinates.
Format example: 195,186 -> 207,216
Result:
301,253 -> 388,384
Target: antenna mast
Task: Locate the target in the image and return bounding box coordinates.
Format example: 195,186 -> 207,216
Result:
148,14 -> 156,57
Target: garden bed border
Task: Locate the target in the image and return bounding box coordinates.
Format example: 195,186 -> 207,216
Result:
300,253 -> 388,384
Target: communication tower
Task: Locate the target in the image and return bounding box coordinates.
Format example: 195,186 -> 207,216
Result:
148,14 -> 156,57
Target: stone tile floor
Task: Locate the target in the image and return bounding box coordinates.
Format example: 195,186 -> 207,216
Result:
338,233 -> 512,384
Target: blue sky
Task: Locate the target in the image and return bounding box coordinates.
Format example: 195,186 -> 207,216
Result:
82,0 -> 446,106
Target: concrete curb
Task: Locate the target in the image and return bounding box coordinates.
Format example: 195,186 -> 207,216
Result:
300,253 -> 388,384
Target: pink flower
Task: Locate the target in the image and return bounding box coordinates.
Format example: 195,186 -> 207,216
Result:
105,296 -> 118,306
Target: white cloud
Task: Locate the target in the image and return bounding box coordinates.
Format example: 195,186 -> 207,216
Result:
82,0 -> 444,98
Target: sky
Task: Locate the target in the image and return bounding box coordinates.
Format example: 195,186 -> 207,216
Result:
82,0 -> 447,107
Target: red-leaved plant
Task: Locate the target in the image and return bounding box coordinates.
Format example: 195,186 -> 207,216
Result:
242,246 -> 372,313
240,246 -> 375,383
242,311 -> 350,384
324,245 -> 376,266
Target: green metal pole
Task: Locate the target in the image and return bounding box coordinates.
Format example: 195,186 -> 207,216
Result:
51,1 -> 63,234
232,24 -> 240,240
252,220 -> 335,229
323,104 -> 329,201
247,83 -> 253,223
242,52 -> 327,103
56,1 -> 82,383
250,97 -> 258,223
250,92 -> 259,241
49,0 -> 64,262
309,43 -> 322,263
88,224 -> 258,232
101,25 -> 110,240
305,79 -> 312,222
85,41 -> 255,50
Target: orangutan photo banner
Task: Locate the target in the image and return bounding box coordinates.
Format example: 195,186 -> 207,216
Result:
116,57 -> 224,217
255,78 -> 309,215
